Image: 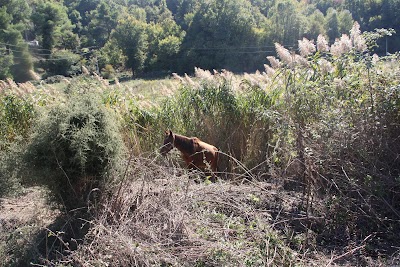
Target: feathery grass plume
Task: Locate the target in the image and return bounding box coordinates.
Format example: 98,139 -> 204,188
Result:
115,77 -> 121,87
172,72 -> 183,82
318,58 -> 334,75
333,78 -> 345,90
6,78 -> 18,89
220,69 -> 233,78
28,70 -> 41,81
350,22 -> 367,52
194,67 -> 213,80
294,54 -> 309,67
184,73 -> 196,87
331,34 -> 353,57
19,82 -> 35,94
341,34 -> 353,52
61,78 -> 70,84
93,72 -> 109,86
244,71 -> 266,87
220,69 -> 239,89
275,43 -> 292,65
372,54 -> 380,65
267,56 -> 281,69
264,64 -> 276,76
298,38 -> 316,57
0,80 -> 7,94
330,39 -> 342,57
317,35 -> 329,52
81,65 -> 90,75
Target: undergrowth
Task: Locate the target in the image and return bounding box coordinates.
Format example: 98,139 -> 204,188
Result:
23,89 -> 125,210
0,22 -> 399,266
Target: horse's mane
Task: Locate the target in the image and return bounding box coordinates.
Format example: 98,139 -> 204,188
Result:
174,134 -> 197,154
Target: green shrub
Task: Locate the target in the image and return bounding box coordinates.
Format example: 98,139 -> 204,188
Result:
0,142 -> 25,197
0,93 -> 35,197
101,64 -> 116,79
43,50 -> 81,77
0,94 -> 35,150
24,92 -> 124,210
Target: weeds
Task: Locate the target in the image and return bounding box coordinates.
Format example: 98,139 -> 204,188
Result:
0,23 -> 399,266
59,157 -> 300,266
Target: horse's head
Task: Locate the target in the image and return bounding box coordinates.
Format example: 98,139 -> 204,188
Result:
160,130 -> 174,155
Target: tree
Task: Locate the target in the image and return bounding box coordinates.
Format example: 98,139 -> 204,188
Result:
325,8 -> 340,42
165,0 -> 200,29
44,50 -> 81,77
0,8 -> 13,79
0,0 -> 31,27
0,5 -> 33,82
268,0 -> 305,46
305,9 -> 326,40
87,1 -> 119,46
182,0 -> 263,72
97,38 -> 125,71
112,15 -> 149,76
145,17 -> 184,72
11,44 -> 33,82
338,10 -> 354,34
32,2 -> 76,54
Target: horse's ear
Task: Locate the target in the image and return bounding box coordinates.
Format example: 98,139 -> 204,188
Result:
165,130 -> 169,136
169,130 -> 173,136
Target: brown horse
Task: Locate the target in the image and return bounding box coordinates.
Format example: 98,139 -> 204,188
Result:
160,130 -> 219,175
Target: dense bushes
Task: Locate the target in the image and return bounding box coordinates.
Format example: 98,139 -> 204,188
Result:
42,50 -> 81,77
117,25 -> 400,253
24,91 -> 124,210
0,90 -> 36,196
0,94 -> 35,146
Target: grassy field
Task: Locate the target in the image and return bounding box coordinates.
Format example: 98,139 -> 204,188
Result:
1,30 -> 400,266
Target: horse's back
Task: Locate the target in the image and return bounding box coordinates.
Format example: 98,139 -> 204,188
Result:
186,136 -> 219,173
193,137 -> 218,153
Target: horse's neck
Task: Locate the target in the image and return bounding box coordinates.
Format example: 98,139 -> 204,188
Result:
174,134 -> 195,154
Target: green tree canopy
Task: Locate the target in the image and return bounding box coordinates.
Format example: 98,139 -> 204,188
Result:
86,1 -> 119,46
182,0 -> 264,72
0,3 -> 32,82
112,15 -> 149,76
32,1 -> 76,54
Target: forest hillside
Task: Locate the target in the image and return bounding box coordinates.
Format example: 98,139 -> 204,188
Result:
0,0 -> 399,81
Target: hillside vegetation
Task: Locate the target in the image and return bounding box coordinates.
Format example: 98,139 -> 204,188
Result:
1,24 -> 400,266
1,0 -> 400,82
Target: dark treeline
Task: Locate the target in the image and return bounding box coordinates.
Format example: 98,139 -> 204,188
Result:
0,0 -> 399,81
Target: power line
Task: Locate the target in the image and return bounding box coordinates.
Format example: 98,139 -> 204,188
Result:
186,44 -> 296,50
0,41 -> 99,54
3,47 -> 93,61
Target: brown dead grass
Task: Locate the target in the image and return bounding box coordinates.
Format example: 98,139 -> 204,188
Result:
0,158 -> 398,266
52,156 -> 396,267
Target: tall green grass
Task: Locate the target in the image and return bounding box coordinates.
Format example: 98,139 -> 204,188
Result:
121,76 -> 280,176
117,25 -> 400,251
0,84 -> 36,196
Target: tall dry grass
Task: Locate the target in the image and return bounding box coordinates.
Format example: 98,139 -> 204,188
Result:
60,156 -> 313,266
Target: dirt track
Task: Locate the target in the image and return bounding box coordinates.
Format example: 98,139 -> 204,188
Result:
0,187 -> 59,225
